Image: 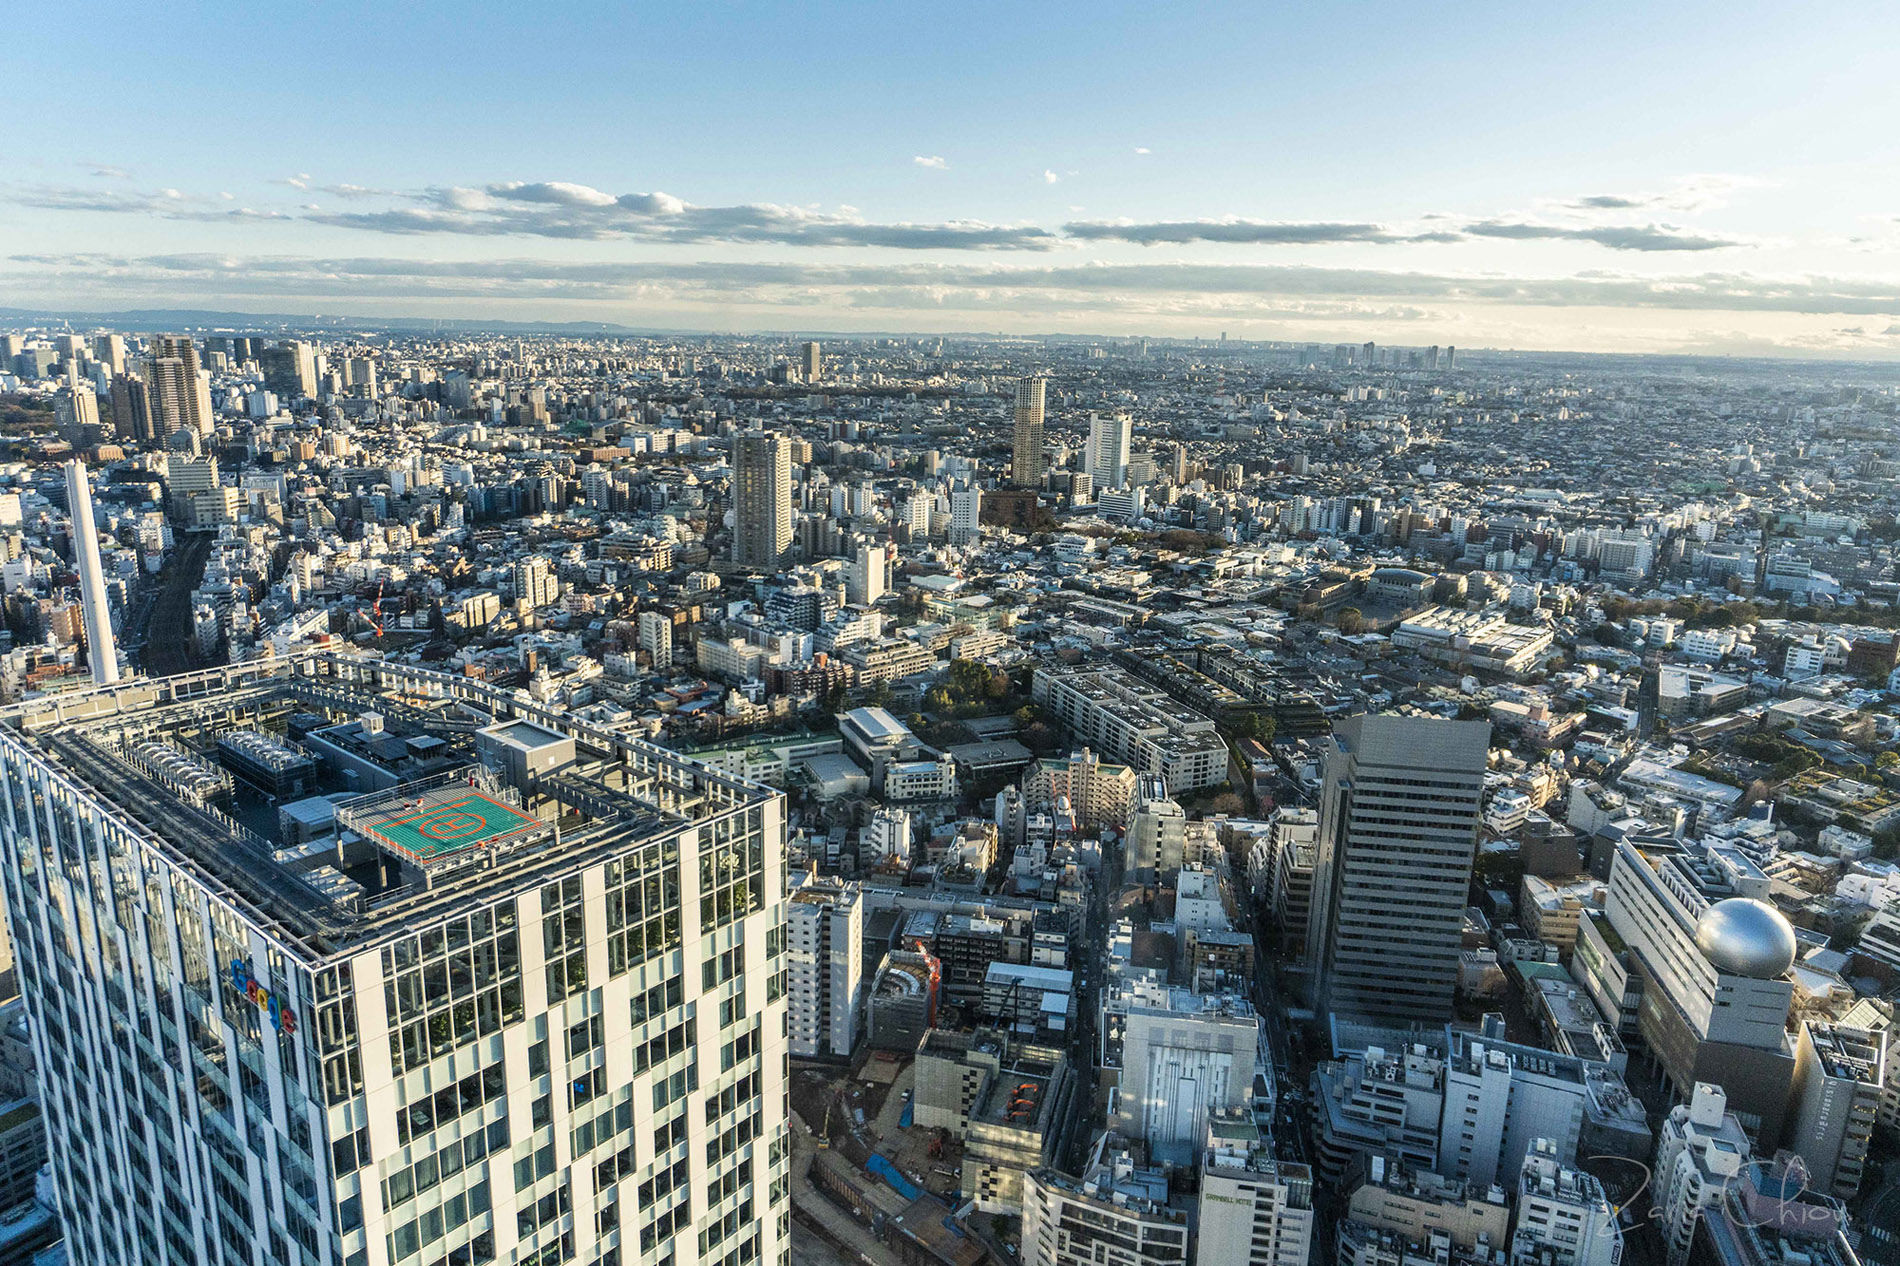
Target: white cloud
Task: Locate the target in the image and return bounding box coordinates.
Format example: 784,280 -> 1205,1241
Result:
1133,147 -> 1151,155
913,155 -> 947,170
1044,170 -> 1059,184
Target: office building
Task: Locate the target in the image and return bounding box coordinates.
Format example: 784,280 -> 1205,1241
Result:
1336,1156 -> 1510,1266
1602,837 -> 1796,1141
948,486 -> 983,546
148,334 -> 214,436
1268,808 -> 1318,954
732,430 -> 794,571
846,542 -> 889,606
1510,1137 -> 1621,1266
786,874 -> 862,1059
1787,1020 -> 1885,1199
91,333 -> 126,375
1021,1153 -> 1187,1266
1011,377 -> 1046,487
0,653 -> 790,1266
1197,1120 -> 1316,1266
1112,984 -> 1256,1163
1306,714 -> 1490,1022
64,461 -> 120,686
1086,412 -> 1131,492
262,340 -> 320,400
165,453 -> 221,525
800,342 -> 821,383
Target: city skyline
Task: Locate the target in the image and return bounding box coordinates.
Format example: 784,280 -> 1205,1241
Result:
4,2 -> 1900,357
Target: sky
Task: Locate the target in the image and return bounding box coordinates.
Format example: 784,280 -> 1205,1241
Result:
5,1 -> 1900,357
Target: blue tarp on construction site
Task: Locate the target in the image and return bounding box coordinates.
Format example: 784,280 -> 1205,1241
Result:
865,1153 -> 922,1202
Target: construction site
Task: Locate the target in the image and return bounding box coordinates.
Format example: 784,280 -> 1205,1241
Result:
787,1024 -> 1083,1266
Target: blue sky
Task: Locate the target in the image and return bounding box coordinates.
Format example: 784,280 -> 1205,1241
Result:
5,1 -> 1900,355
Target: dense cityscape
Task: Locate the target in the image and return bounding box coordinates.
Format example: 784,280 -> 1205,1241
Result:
0,323 -> 1892,1266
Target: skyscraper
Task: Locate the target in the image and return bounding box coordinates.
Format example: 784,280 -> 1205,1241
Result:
1011,376 -> 1046,487
801,341 -> 821,383
0,653 -> 791,1266
1306,713 -> 1489,1021
109,373 -> 154,443
90,333 -> 125,375
732,430 -> 793,571
64,460 -> 119,686
1086,412 -> 1131,492
147,334 -> 214,436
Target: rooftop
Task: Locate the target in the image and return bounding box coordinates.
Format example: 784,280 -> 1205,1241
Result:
2,649 -> 767,963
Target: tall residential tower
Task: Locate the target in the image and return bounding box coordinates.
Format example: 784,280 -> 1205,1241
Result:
1011,377 -> 1046,487
732,430 -> 794,571
147,334 -> 214,437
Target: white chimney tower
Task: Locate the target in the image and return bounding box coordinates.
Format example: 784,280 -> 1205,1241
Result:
65,460 -> 120,686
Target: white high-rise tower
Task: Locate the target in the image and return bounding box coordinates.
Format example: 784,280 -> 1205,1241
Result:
65,460 -> 119,686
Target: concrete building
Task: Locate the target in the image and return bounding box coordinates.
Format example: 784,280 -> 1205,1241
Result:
733,429 -> 794,570
1307,715 -> 1490,1022
1197,1118 -> 1316,1266
1510,1137 -> 1621,1266
1022,749 -> 1138,828
787,874 -> 863,1058
0,653 -> 790,1266
868,948 -> 939,1051
637,609 -> 673,666
1032,664 -> 1229,795
1021,1152 -> 1188,1266
511,555 -> 558,609
1086,412 -> 1132,493
1127,775 -> 1186,877
1115,987 -> 1258,1164
1685,1154 -> 1859,1266
1011,377 -> 1046,488
1313,1043 -> 1447,1183
64,461 -> 119,686
1336,1156 -> 1511,1266
1786,1020 -> 1885,1199
949,486 -> 983,545
148,334 -> 214,436
1655,1083 -> 1751,1266
1269,807 -> 1318,955
1602,837 -> 1796,1141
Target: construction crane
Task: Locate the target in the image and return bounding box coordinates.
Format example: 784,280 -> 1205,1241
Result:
815,1091 -> 837,1150
356,580 -> 386,640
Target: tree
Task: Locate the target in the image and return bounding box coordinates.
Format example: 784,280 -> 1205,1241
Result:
1336,607 -> 1366,636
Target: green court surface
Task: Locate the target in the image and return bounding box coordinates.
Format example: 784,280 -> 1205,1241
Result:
361,790 -> 542,860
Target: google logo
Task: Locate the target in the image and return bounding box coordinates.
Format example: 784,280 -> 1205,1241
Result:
230,959 -> 299,1037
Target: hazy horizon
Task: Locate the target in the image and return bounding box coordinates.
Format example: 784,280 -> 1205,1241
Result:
6,1 -> 1900,359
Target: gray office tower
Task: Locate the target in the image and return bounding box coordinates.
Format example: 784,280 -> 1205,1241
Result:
1306,714 -> 1489,1022
0,653 -> 789,1266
